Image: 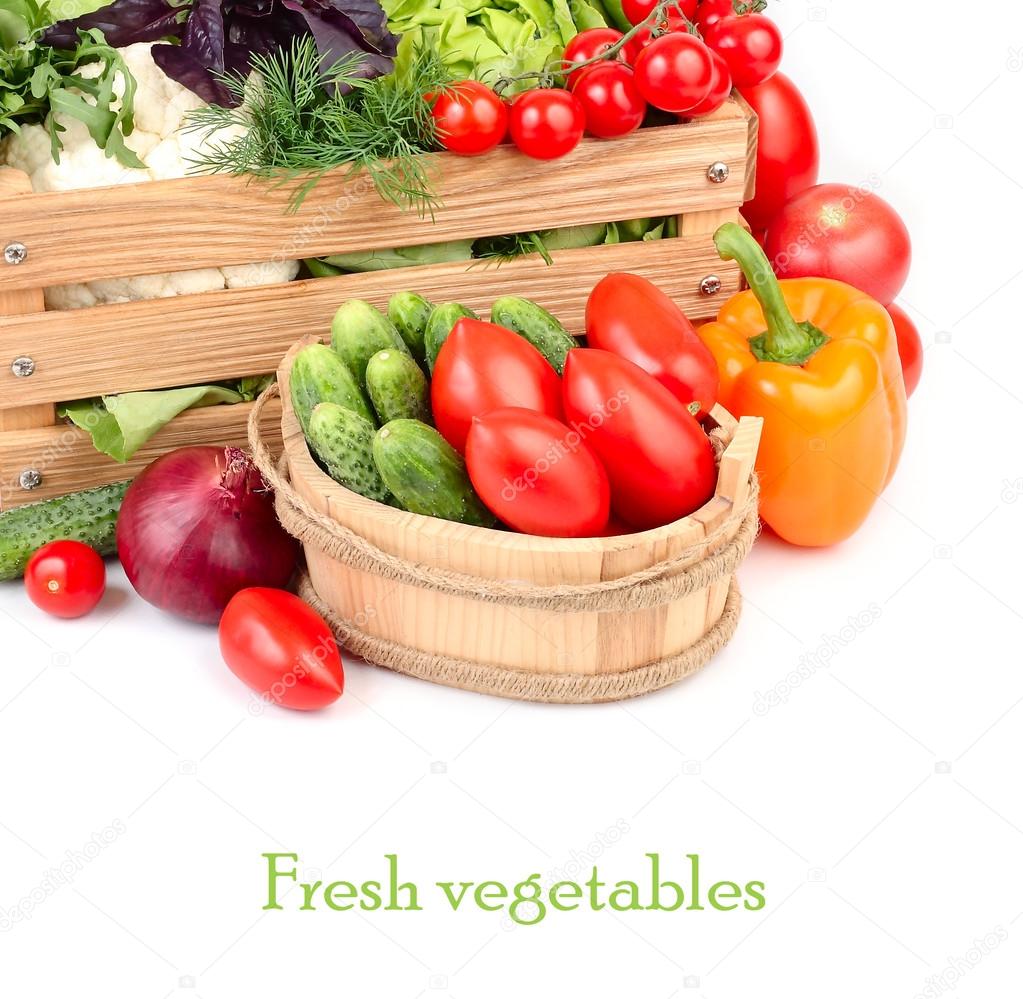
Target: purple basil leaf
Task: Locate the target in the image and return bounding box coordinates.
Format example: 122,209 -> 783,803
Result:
221,4 -> 306,78
43,0 -> 183,50
282,0 -> 397,69
150,0 -> 232,106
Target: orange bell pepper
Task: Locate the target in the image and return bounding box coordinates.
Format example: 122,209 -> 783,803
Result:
699,223 -> 907,547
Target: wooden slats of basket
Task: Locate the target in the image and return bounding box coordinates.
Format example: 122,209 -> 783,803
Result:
0,108 -> 750,294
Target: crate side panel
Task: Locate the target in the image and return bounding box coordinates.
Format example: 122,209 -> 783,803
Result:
0,238 -> 739,408
0,114 -> 749,293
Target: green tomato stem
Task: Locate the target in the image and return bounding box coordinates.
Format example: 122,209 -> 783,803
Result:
713,222 -> 829,366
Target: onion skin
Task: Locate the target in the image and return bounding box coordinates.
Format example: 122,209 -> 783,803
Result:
117,446 -> 298,624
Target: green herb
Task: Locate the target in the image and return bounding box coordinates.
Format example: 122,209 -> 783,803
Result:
185,36 -> 450,214
0,0 -> 144,169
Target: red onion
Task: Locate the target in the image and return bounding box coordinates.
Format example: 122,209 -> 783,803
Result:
117,446 -> 298,624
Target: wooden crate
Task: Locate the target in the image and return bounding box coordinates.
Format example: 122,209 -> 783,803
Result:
0,96 -> 756,509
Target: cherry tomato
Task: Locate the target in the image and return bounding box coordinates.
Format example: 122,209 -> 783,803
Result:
633,33 -> 714,114
562,349 -> 717,530
572,62 -> 647,138
562,28 -> 624,87
683,45 -> 732,116
430,81 -> 507,156
739,72 -> 819,231
623,0 -> 697,27
622,6 -> 695,63
466,408 -> 611,538
24,540 -> 106,618
703,13 -> 782,88
509,89 -> 586,160
585,272 -> 718,417
695,0 -> 736,32
887,305 -> 923,398
764,184 -> 913,306
432,319 -> 564,453
219,588 -> 344,711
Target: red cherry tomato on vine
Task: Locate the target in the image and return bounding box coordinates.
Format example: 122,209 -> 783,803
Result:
623,0 -> 697,26
739,72 -> 819,231
682,45 -> 732,116
695,0 -> 747,33
24,540 -> 106,618
764,183 -> 912,306
432,319 -> 564,453
562,349 -> 717,530
633,32 -> 714,113
509,89 -> 586,159
572,62 -> 647,138
887,305 -> 923,398
562,27 -> 624,87
430,81 -> 507,156
466,408 -> 611,538
703,13 -> 783,88
219,588 -> 344,711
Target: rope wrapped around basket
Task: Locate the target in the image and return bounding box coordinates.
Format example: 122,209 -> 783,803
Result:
249,383 -> 759,703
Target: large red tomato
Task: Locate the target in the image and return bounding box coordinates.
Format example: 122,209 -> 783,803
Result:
432,319 -> 564,453
739,73 -> 819,231
887,305 -> 923,398
219,588 -> 344,711
585,272 -> 718,418
466,408 -> 611,537
562,349 -> 716,530
764,184 -> 913,306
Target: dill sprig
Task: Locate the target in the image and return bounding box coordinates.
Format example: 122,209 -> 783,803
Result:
184,38 -> 451,214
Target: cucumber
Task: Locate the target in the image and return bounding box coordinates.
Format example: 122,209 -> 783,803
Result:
330,299 -> 410,384
365,350 -> 431,425
373,420 -> 496,527
307,403 -> 391,503
0,480 -> 129,581
424,302 -> 478,372
490,296 -> 577,374
387,292 -> 434,366
290,342 -> 375,434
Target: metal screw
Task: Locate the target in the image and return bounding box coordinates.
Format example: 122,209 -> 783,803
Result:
4,242 -> 27,266
19,469 -> 42,490
707,162 -> 729,184
11,356 -> 35,378
700,275 -> 723,296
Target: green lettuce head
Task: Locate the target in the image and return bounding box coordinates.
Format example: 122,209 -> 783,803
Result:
384,0 -> 614,93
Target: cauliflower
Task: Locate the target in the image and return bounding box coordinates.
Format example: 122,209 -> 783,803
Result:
0,43 -> 299,310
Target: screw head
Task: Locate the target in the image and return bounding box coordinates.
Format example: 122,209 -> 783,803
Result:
4,242 -> 27,266
19,469 -> 42,490
700,275 -> 723,296
707,162 -> 730,184
11,356 -> 35,378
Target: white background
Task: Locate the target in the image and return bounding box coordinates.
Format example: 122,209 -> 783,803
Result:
3,2 -> 1022,996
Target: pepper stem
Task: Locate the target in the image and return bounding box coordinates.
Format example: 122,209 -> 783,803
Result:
713,222 -> 829,366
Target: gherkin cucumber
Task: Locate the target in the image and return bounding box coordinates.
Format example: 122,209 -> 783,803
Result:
387,292 -> 434,366
424,302 -> 478,372
373,420 -> 496,527
0,480 -> 129,581
290,342 -> 375,434
307,403 -> 391,503
365,350 -> 431,425
330,299 -> 410,384
490,296 -> 576,374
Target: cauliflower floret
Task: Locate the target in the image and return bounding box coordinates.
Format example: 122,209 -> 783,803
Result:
1,43 -> 299,310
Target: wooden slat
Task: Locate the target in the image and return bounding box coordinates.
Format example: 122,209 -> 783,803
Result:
732,90 -> 759,204
0,171 -> 55,433
0,397 -> 281,508
0,236 -> 741,409
0,106 -> 751,292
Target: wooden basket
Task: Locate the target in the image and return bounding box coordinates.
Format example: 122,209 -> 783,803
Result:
260,336 -> 762,704
0,95 -> 756,510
